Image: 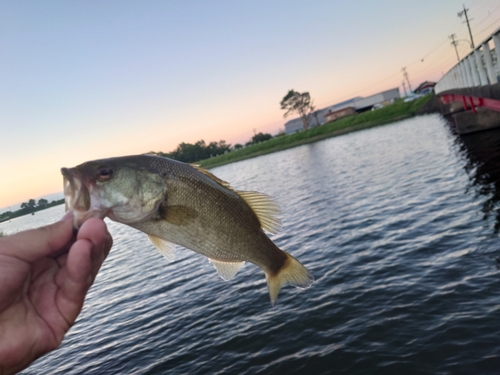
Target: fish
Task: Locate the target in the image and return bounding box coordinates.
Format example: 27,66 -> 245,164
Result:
61,154 -> 314,305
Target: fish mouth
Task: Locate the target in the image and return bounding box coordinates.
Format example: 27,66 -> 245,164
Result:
62,167 -> 90,212
61,167 -> 105,228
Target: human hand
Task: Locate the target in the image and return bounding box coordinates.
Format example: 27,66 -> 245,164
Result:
0,214 -> 112,375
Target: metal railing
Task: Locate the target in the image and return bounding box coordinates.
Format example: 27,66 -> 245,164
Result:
435,27 -> 500,94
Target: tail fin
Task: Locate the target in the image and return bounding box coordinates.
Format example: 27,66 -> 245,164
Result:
265,252 -> 314,306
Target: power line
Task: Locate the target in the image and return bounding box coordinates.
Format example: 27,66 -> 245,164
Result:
473,0 -> 495,14
411,54 -> 457,83
285,4 -> 491,124
408,17 -> 465,67
470,0 -> 500,27
472,6 -> 500,27
468,1 -> 500,44
474,16 -> 500,38
418,39 -> 450,63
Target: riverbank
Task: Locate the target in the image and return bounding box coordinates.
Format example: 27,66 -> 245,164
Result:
0,199 -> 65,223
198,95 -> 433,169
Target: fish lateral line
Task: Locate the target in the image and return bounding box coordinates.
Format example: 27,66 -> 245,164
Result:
61,154 -> 314,306
189,164 -> 282,234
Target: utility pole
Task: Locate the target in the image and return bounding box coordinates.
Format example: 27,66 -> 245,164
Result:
402,80 -> 407,97
402,67 -> 412,93
458,4 -> 475,49
449,34 -> 461,62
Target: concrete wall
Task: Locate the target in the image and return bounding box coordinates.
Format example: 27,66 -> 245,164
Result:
438,84 -> 500,134
452,108 -> 500,134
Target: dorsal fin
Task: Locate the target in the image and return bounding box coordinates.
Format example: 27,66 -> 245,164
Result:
190,164 -> 232,189
190,164 -> 282,234
236,190 -> 282,234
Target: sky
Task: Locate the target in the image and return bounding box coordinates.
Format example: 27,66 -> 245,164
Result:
1,0 -> 500,211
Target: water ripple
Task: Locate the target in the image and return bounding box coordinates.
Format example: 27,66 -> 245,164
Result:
9,114 -> 500,374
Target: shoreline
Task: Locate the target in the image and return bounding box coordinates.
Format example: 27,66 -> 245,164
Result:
1,96 -> 433,222
202,114 -> 413,169
0,200 -> 65,223
199,95 -> 433,169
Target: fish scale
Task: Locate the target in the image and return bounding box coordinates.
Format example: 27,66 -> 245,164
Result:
62,154 -> 314,305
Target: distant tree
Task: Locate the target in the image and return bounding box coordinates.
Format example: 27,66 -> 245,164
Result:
311,105 -> 321,126
37,198 -> 48,207
164,139 -> 231,163
251,132 -> 273,144
20,199 -> 37,213
0,198 -> 64,221
233,143 -> 243,150
219,140 -> 231,151
280,90 -> 315,130
207,140 -> 231,156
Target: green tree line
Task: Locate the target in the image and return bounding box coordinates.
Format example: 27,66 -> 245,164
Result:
0,198 -> 65,222
154,133 -> 274,164
1,133 -> 277,224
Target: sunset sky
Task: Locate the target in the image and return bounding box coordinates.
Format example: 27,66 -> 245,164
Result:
2,1 -> 500,210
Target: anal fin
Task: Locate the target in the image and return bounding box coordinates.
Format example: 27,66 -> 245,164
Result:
209,259 -> 245,281
148,234 -> 176,262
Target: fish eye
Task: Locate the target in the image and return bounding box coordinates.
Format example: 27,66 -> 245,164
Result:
97,167 -> 113,181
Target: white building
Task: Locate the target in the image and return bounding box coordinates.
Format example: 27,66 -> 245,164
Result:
284,88 -> 400,134
353,88 -> 400,112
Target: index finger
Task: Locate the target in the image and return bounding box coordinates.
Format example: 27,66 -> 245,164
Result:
0,218 -> 75,263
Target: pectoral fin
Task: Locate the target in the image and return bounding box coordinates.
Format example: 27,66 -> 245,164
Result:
209,259 -> 245,281
148,234 -> 176,262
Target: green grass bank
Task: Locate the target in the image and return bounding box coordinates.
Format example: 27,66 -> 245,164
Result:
198,95 -> 433,169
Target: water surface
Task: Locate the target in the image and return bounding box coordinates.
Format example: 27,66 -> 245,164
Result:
3,114 -> 500,374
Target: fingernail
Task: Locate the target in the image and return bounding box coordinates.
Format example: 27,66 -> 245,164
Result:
61,210 -> 74,222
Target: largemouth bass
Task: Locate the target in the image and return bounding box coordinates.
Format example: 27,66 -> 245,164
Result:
61,155 -> 313,305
